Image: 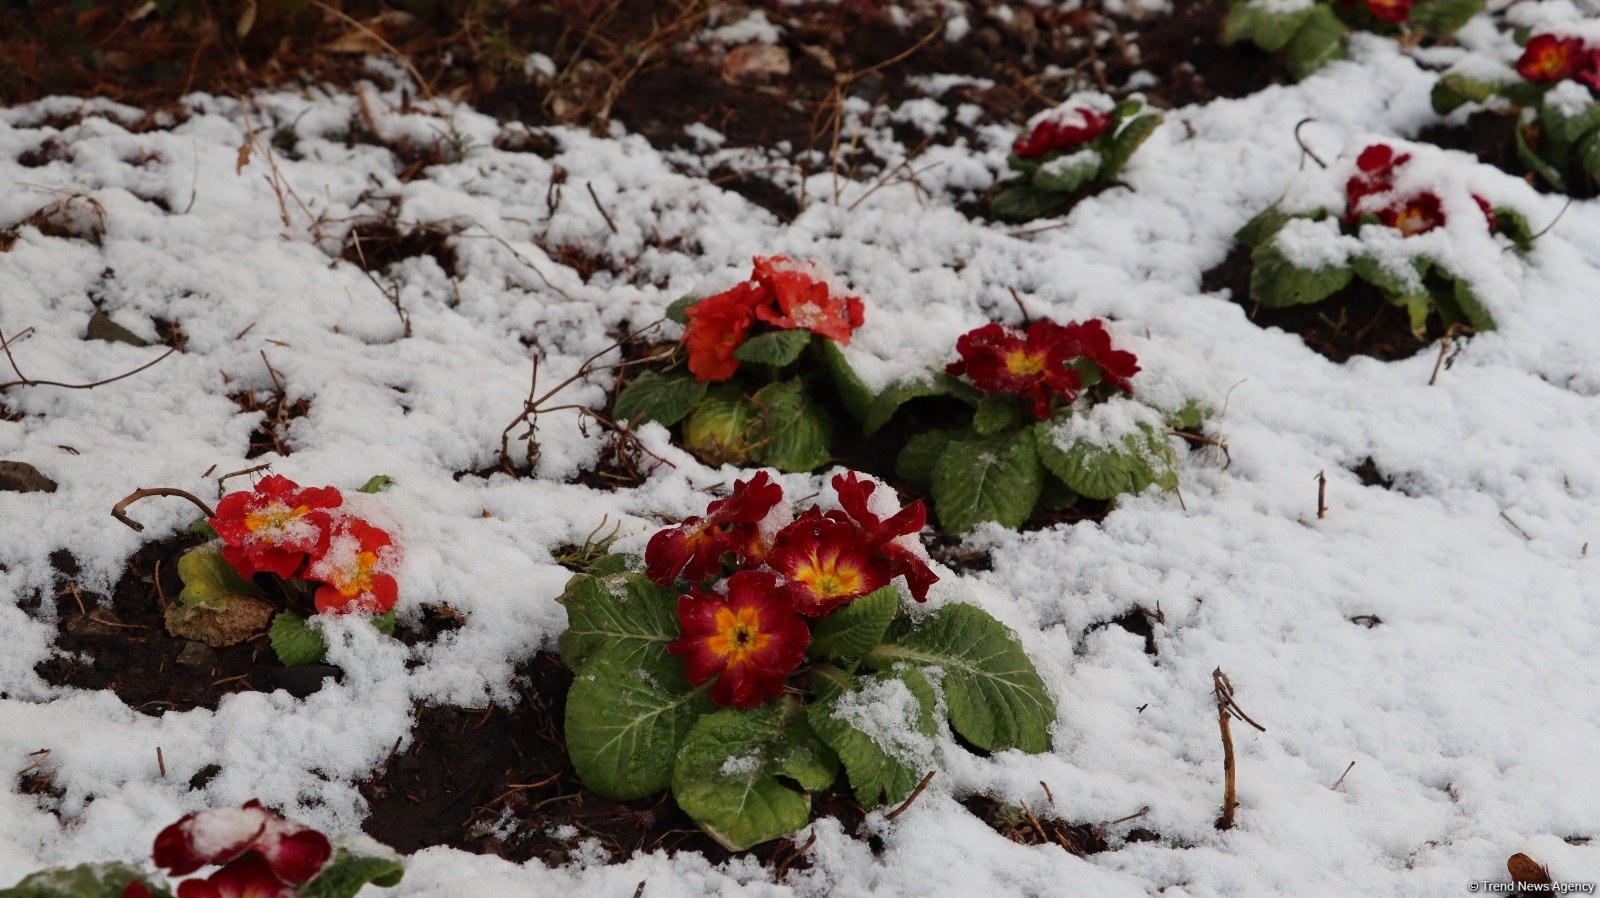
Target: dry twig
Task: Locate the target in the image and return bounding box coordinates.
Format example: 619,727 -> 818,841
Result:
1213,668 -> 1266,830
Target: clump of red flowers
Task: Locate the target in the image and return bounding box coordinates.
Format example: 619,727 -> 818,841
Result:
153,800 -> 333,897
652,470 -> 937,707
1360,0 -> 1412,24
682,255 -> 865,382
946,318 -> 1139,419
1012,104 -> 1114,158
209,475 -> 401,616
1344,143 -> 1494,237
1516,33 -> 1600,88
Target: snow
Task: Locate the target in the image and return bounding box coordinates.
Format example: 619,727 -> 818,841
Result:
4,5 -> 1600,897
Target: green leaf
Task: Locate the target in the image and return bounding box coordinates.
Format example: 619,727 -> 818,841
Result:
1234,206 -> 1293,249
176,543 -> 265,609
373,610 -> 397,636
895,428 -> 957,486
1031,152 -> 1101,193
613,369 -> 708,429
808,586 -> 899,663
1162,398 -> 1214,433
566,642 -> 714,800
185,517 -> 220,540
1427,271 -> 1495,332
556,571 -> 679,673
751,380 -> 834,473
269,611 -> 327,667
865,374 -> 980,436
1409,0 -> 1483,34
1578,130 -> 1600,187
1491,207 -> 1535,249
819,339 -> 875,423
1540,97 -> 1600,147
990,184 -> 1071,223
865,603 -> 1055,753
972,394 -> 1023,436
1249,237 -> 1352,307
1431,73 -> 1497,115
0,863 -> 171,898
1351,253 -> 1426,297
358,474 -> 394,493
682,384 -> 761,466
1284,5 -> 1349,81
1005,153 -> 1043,177
1098,112 -> 1162,182
931,429 -> 1044,532
671,700 -> 839,851
1035,419 -> 1178,501
807,667 -> 938,807
298,848 -> 404,898
733,329 -> 812,366
1516,122 -> 1568,192
1223,1 -> 1315,51
665,295 -> 698,325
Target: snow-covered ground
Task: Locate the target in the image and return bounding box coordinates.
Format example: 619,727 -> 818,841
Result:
3,15 -> 1600,897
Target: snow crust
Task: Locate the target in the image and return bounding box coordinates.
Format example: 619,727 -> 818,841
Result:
2,10 -> 1600,898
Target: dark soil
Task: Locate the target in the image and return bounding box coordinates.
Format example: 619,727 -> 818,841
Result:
962,795 -> 1162,855
1203,245 -> 1443,363
1419,112 -> 1598,200
360,651 -> 861,872
1350,456 -> 1394,490
230,389 -> 311,459
341,219 -> 460,280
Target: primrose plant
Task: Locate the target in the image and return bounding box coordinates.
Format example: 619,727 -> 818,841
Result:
1223,0 -> 1482,79
1432,28 -> 1600,194
613,255 -> 878,473
557,470 -> 1057,850
165,474 -> 402,667
0,801 -> 402,898
991,93 -> 1163,222
864,319 -> 1212,532
1235,139 -> 1536,336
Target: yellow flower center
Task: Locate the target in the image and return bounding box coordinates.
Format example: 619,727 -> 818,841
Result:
1004,350 -> 1047,378
793,552 -> 863,599
706,606 -> 772,665
333,550 -> 381,597
1395,204 -> 1431,236
243,503 -> 309,543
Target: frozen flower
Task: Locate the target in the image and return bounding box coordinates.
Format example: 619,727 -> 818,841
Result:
1379,191 -> 1445,236
1012,106 -> 1113,159
766,508 -> 891,616
1345,143 -> 1409,219
174,856 -> 295,898
1064,319 -> 1140,392
209,476 -> 342,580
827,472 -> 938,603
683,281 -> 767,382
1516,34 -> 1588,83
751,255 -> 865,345
152,801 -> 331,887
947,320 -> 1084,419
645,471 -> 785,586
304,517 -> 400,615
1362,0 -> 1411,24
668,570 -> 809,707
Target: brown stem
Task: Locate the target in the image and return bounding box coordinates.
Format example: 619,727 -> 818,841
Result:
112,487 -> 217,533
1215,672 -> 1237,830
1315,469 -> 1328,520
884,770 -> 936,822
1,326 -> 177,392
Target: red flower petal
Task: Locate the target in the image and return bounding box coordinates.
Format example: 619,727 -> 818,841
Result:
644,517 -> 729,587
1012,107 -> 1114,158
152,806 -> 269,876
1062,319 -> 1140,392
947,320 -> 1082,418
304,518 -> 400,615
1362,0 -> 1412,24
254,819 -> 333,884
750,256 -> 864,344
121,881 -> 154,898
667,570 -> 809,707
828,472 -> 938,603
1378,191 -> 1445,236
682,282 -> 768,382
175,856 -> 296,898
1517,34 -> 1587,83
767,509 -> 891,616
208,477 -> 342,580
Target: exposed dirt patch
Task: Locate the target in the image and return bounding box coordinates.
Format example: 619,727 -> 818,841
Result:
230,389 -> 311,459
360,651 -> 859,872
341,219 -> 460,280
1351,456 -> 1395,490
962,794 -> 1162,855
1203,245 -> 1442,363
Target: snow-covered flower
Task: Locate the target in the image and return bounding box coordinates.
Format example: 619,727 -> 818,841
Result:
209,476 -> 341,579
1012,105 -> 1113,159
152,801 -> 332,891
750,255 -> 865,345
645,471 -> 784,586
304,517 -> 400,615
668,570 -> 809,707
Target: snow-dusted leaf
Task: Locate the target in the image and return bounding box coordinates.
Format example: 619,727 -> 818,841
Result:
358,474 -> 394,493
557,571 -> 679,673
1249,238 -> 1352,307
1031,151 -> 1100,193
176,543 -> 264,609
819,339 -> 875,423
566,642 -> 713,801
0,862 -> 171,898
269,610 -> 327,667
733,329 -> 812,366
1099,111 -> 1161,180
1430,72 -> 1499,115
167,594 -> 275,649
1539,96 -> 1600,148
298,848 -> 404,898
972,394 -> 1023,436
1284,5 -> 1348,80
1491,206 -> 1535,249
1515,122 -> 1568,192
751,380 -> 834,473
990,185 -> 1070,223
932,429 -> 1044,532
807,586 -> 899,663
613,369 -> 708,428
671,700 -> 839,851
1234,206 -> 1294,249
807,667 -> 938,806
896,428 -> 957,486
865,603 -> 1055,754
1035,420 -> 1178,501
1223,1 -> 1314,51
865,374 -> 978,435
1409,0 -> 1482,34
